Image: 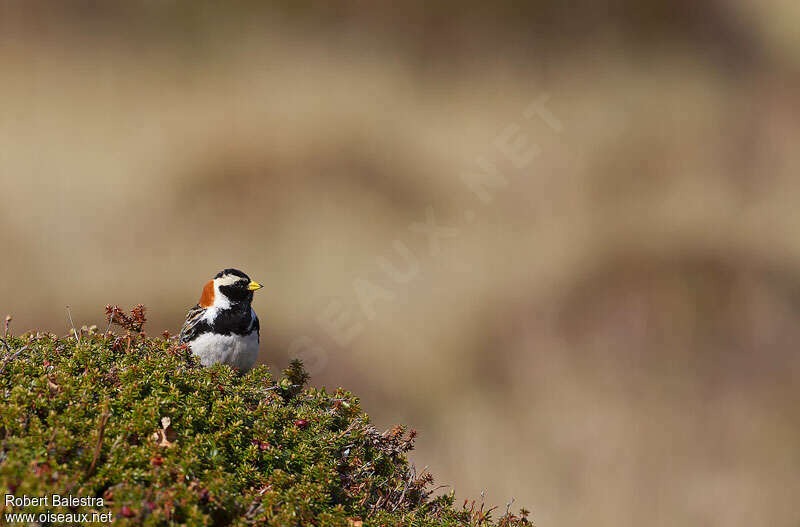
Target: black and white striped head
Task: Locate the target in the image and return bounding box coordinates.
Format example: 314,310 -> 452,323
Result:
199,268 -> 262,308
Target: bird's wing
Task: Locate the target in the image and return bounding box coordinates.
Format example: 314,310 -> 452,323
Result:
179,305 -> 206,343
252,310 -> 260,343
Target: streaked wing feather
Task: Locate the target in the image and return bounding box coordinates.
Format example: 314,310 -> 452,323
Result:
179,305 -> 206,343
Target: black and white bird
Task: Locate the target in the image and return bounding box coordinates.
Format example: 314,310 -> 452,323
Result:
179,268 -> 263,373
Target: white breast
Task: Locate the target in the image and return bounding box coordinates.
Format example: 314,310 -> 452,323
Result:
189,331 -> 260,373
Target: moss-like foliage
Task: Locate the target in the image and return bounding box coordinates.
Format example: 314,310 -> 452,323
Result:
0,314 -> 532,526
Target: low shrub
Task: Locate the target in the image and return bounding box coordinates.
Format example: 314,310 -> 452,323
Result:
0,309 -> 532,526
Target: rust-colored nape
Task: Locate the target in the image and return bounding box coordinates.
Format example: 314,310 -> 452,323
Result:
199,281 -> 215,307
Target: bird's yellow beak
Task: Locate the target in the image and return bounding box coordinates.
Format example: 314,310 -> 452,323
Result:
247,281 -> 263,291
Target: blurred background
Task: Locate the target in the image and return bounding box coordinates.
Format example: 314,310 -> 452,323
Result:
2,2 -> 800,526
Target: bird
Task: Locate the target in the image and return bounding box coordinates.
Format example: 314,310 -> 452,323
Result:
179,268 -> 263,373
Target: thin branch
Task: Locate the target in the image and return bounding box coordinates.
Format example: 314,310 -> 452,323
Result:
0,345 -> 28,375
66,306 -> 80,345
505,497 -> 516,517
86,402 -> 111,477
104,312 -> 114,339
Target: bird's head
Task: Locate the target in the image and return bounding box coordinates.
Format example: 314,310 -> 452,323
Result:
199,268 -> 262,308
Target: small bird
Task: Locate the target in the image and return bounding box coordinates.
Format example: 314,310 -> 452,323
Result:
180,268 -> 263,373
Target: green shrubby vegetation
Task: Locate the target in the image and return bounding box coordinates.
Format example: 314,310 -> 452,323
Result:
0,309 -> 532,526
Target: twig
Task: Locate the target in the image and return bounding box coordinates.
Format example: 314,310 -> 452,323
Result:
3,314 -> 10,339
86,401 -> 111,477
392,477 -> 409,512
0,346 -> 28,375
505,497 -> 516,517
0,337 -> 10,353
104,312 -> 114,339
66,306 -> 80,345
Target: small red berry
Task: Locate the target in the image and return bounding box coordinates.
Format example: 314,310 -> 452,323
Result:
43,360 -> 51,367
150,455 -> 163,466
120,505 -> 135,518
294,419 -> 309,429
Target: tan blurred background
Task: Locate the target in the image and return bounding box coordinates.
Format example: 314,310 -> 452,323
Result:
2,2 -> 800,526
